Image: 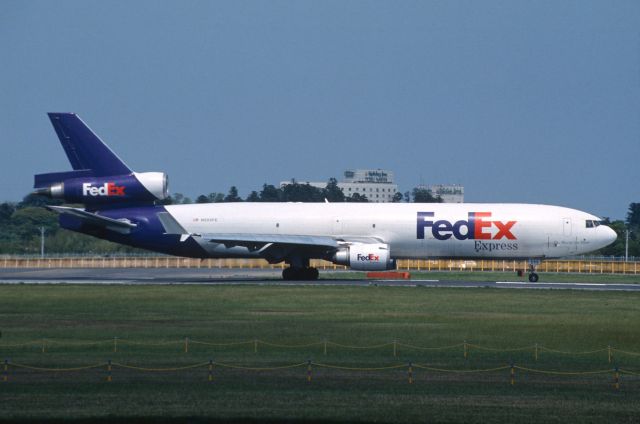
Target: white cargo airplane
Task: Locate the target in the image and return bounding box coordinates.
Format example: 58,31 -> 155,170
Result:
34,113 -> 617,282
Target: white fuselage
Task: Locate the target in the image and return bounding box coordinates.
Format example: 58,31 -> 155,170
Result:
165,203 -> 616,260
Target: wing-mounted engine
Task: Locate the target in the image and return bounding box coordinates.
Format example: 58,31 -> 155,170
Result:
332,243 -> 396,271
34,171 -> 169,206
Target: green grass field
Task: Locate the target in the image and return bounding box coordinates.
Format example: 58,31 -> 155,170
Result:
1,283 -> 640,423
327,270 -> 640,283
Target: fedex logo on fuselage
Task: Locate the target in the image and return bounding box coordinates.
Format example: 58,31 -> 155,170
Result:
82,182 -> 126,197
417,212 -> 516,241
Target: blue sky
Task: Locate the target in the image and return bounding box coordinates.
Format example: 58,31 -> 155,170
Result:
1,0 -> 638,219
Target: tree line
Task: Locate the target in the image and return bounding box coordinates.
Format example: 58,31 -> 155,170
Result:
0,185 -> 636,257
161,179 -> 440,204
598,203 -> 640,257
0,195 -> 144,255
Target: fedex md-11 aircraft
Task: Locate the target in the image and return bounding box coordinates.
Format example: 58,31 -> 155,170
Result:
34,113 -> 616,282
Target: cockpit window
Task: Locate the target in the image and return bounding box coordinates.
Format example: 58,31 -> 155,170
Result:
586,220 -> 604,228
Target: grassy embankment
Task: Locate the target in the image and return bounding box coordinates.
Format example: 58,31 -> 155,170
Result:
0,284 -> 639,423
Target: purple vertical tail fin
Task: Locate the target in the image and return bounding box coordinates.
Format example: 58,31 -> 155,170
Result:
47,113 -> 132,176
34,113 -> 168,207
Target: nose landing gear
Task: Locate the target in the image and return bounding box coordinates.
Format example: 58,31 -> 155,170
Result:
527,259 -> 541,283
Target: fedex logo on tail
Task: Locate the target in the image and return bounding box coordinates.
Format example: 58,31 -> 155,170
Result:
417,212 -> 517,241
82,182 -> 126,197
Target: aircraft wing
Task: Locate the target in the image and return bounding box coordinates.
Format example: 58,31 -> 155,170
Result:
157,210 -> 383,263
199,233 -> 387,264
201,233 -> 339,249
200,234 -> 386,249
198,233 -> 338,263
46,205 -> 137,234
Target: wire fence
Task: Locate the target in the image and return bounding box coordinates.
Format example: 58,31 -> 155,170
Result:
3,358 -> 637,390
2,338 -> 639,363
3,338 -> 640,389
3,253 -> 637,262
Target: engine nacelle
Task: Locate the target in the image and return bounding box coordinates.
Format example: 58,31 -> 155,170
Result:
332,243 -> 396,271
34,172 -> 169,205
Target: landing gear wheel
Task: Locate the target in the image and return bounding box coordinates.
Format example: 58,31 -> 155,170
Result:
305,267 -> 319,280
282,267 -> 294,280
527,259 -> 541,283
282,267 -> 319,281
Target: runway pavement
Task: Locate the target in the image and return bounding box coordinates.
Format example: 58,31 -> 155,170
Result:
0,268 -> 639,291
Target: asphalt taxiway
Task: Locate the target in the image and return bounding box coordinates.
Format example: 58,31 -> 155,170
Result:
0,268 -> 638,291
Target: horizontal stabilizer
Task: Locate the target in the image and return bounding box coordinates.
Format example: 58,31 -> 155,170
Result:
34,169 -> 95,188
47,205 -> 137,234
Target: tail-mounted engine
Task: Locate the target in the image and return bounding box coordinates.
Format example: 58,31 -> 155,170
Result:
33,171 -> 169,205
332,243 -> 396,271
34,113 -> 170,207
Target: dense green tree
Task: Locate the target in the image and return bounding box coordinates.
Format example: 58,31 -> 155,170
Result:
323,178 -> 345,202
160,193 -> 192,205
595,220 -> 628,257
246,191 -> 260,202
412,188 -> 442,203
346,193 -> 368,202
623,203 -> 640,257
595,203 -> 640,258
195,194 -> 209,203
627,203 -> 640,230
281,183 -> 324,202
171,193 -> 185,204
10,207 -> 58,240
0,207 -> 59,254
18,194 -> 63,208
391,192 -> 403,203
259,184 -> 281,202
208,193 -> 225,203
0,202 -> 16,223
224,186 -> 243,202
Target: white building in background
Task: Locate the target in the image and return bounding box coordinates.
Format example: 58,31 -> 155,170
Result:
418,184 -> 465,203
340,169 -> 398,202
280,169 -> 399,203
280,170 -> 464,203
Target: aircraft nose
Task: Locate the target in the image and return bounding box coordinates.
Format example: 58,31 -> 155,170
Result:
599,225 -> 617,247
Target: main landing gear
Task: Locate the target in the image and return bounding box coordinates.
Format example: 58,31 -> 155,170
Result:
282,267 -> 319,281
282,256 -> 319,281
